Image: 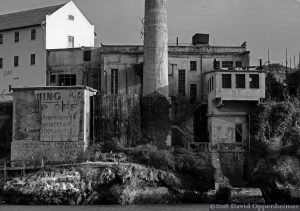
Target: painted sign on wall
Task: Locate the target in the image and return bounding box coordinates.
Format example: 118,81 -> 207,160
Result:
35,89 -> 84,142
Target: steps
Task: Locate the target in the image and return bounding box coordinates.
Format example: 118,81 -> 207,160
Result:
211,150 -> 224,190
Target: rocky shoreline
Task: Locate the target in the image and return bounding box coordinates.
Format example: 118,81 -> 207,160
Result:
0,162 -> 208,205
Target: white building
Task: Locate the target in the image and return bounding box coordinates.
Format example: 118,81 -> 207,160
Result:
0,1 -> 95,101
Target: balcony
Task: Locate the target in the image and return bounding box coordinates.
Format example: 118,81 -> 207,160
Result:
206,70 -> 265,103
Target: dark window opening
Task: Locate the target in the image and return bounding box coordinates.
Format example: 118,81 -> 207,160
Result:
213,59 -> 220,70
126,72 -> 128,94
235,61 -> 242,68
235,124 -> 243,142
30,54 -> 35,65
15,32 -> 19,43
190,84 -> 197,103
14,56 -> 18,67
111,69 -> 118,95
104,71 -> 108,94
222,74 -> 232,88
236,74 -> 245,88
83,50 -> 91,61
222,61 -> 233,69
0,58 -> 2,68
178,69 -> 186,96
250,74 -> 259,89
0,34 -> 3,44
59,74 -> 76,86
190,61 -> 197,71
68,15 -> 74,21
31,29 -> 36,40
50,75 -> 56,84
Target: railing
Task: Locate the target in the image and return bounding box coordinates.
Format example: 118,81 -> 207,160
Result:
0,158 -> 44,182
188,142 -> 248,152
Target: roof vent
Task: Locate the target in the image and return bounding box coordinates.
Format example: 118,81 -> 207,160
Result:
192,33 -> 209,45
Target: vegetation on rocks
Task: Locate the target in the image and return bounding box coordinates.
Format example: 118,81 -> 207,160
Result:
250,97 -> 300,202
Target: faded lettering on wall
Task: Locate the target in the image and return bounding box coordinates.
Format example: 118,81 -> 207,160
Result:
35,90 -> 84,142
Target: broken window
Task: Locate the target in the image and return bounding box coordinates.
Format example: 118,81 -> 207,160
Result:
222,74 -> 232,88
235,61 -> 242,68
50,75 -> 56,84
250,74 -> 259,89
83,50 -> 91,61
178,69 -> 186,96
236,74 -> 245,88
235,124 -> 243,142
222,61 -> 233,69
59,74 -> 76,86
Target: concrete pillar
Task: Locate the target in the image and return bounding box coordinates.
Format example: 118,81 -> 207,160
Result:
143,0 -> 169,97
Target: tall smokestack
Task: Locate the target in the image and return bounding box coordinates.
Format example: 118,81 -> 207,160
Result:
143,0 -> 169,97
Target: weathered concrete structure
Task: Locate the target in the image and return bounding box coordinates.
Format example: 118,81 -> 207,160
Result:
47,48 -> 101,90
11,86 -> 96,162
143,0 -> 169,97
205,69 -> 266,185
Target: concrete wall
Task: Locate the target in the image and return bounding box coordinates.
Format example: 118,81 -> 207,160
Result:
46,1 -> 94,49
11,86 -> 96,162
99,45 -> 249,101
0,26 -> 46,101
47,48 -> 101,90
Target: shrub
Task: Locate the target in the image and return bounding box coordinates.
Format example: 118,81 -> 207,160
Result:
130,144 -> 175,171
102,137 -> 125,153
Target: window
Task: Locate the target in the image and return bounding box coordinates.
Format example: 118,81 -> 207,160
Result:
249,74 -> 259,89
222,74 -> 232,88
59,74 -> 76,86
126,72 -> 128,94
31,29 -> 36,40
236,74 -> 245,88
30,54 -> 35,65
190,61 -> 197,71
83,50 -> 91,61
104,71 -> 108,93
178,69 -> 186,96
14,56 -> 19,67
15,32 -> 19,43
235,124 -> 243,142
190,84 -> 197,103
0,58 -> 2,68
68,36 -> 74,48
111,69 -> 119,95
68,15 -> 74,21
213,59 -> 220,70
222,61 -> 233,69
0,34 -> 3,44
235,61 -> 242,68
50,75 -> 56,84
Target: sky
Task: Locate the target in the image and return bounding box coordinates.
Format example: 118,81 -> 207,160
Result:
1,0 -> 300,66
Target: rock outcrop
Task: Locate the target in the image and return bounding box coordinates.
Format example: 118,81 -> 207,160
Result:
0,162 -> 183,205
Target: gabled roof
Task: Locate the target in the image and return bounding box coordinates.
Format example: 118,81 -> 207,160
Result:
0,4 -> 65,31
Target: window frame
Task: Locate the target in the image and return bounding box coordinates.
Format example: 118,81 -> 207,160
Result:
190,61 -> 197,71
14,56 -> 19,67
235,61 -> 242,68
68,36 -> 74,48
15,31 -> 19,43
249,74 -> 260,89
30,54 -> 36,65
31,29 -> 36,40
50,75 -> 56,84
222,61 -> 233,69
236,74 -> 246,89
0,34 -> 3,45
58,74 -> 76,86
83,50 -> 91,61
222,74 -> 232,89
0,58 -> 3,68
178,69 -> 186,96
111,69 -> 119,95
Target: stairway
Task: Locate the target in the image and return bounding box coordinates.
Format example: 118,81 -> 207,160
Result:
211,150 -> 224,191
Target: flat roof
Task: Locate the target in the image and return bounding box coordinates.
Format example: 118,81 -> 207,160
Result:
12,85 -> 97,92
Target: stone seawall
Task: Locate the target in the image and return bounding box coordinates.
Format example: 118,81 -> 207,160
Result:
11,140 -> 85,162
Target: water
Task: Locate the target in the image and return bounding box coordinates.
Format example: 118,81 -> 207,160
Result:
0,205 -> 209,211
